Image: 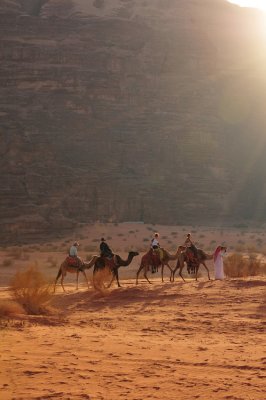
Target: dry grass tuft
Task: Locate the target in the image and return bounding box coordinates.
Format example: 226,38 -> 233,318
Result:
92,267 -> 113,294
10,266 -> 53,315
224,253 -> 264,278
0,299 -> 26,317
2,258 -> 13,267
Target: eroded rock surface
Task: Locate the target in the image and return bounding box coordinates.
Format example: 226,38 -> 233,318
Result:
1,0 -> 266,242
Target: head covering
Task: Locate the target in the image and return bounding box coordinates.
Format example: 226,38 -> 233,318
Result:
73,241 -> 79,247
214,246 -> 222,262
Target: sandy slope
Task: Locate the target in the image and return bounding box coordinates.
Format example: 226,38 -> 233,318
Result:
1,276 -> 265,400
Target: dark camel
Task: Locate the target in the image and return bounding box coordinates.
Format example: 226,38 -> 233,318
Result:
93,251 -> 139,288
136,247 -> 184,284
171,247 -> 213,282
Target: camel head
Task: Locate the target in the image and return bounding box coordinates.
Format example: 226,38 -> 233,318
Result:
178,245 -> 186,253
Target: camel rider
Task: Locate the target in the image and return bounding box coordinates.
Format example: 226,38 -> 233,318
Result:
100,238 -> 114,259
184,233 -> 198,260
151,233 -> 164,272
69,241 -> 83,268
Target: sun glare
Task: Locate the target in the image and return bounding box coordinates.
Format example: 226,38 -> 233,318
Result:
228,0 -> 266,12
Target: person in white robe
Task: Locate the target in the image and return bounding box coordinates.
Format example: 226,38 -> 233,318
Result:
214,246 -> 226,280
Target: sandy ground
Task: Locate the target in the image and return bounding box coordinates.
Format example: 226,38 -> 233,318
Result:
0,223 -> 266,399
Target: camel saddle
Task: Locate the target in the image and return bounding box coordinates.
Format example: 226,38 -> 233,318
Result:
101,255 -> 119,270
66,256 -> 79,268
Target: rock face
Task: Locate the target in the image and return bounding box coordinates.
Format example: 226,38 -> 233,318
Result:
1,0 -> 266,242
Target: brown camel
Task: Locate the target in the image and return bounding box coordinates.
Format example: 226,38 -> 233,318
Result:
92,251 -> 139,288
171,247 -> 213,282
136,247 -> 184,284
54,256 -> 98,292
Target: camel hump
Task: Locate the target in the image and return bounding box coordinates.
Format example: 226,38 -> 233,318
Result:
161,248 -> 170,258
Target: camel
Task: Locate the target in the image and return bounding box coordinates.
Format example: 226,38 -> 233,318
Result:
92,251 -> 139,288
136,246 -> 184,284
54,256 -> 97,292
171,247 -> 213,282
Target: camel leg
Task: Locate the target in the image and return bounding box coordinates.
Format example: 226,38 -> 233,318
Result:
165,263 -> 173,282
171,266 -> 178,282
198,262 -> 210,281
54,268 -> 62,292
179,266 -> 186,282
172,261 -> 181,282
114,269 -> 121,287
179,261 -> 186,283
161,264 -> 164,282
107,269 -> 121,288
136,264 -> 144,284
170,261 -> 178,282
76,271 -> 79,290
107,274 -> 115,288
81,270 -> 89,289
143,270 -> 152,284
60,272 -> 66,292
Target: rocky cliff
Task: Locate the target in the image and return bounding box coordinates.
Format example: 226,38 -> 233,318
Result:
1,0 -> 266,242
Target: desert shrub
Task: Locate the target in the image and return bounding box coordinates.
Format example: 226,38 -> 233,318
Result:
10,266 -> 53,315
8,247 -> 23,260
46,256 -> 57,268
2,258 -> 13,267
247,245 -> 259,253
10,250 -> 30,261
224,253 -> 263,278
0,300 -> 25,317
117,233 -> 124,237
234,244 -> 245,252
92,267 -> 112,293
143,238 -> 149,242
29,245 -> 41,251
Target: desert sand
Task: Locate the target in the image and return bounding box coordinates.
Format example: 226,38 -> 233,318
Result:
0,223 -> 266,400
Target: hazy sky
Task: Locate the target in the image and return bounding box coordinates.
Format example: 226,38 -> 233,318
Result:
228,0 -> 266,11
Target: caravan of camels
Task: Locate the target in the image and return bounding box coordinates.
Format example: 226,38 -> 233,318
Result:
54,232 -> 226,291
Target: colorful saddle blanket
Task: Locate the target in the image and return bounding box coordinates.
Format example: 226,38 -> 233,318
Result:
66,256 -> 79,267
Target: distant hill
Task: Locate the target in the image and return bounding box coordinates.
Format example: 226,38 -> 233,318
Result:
1,0 -> 266,243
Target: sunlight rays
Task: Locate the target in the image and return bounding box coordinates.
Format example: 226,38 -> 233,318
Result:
228,0 -> 266,12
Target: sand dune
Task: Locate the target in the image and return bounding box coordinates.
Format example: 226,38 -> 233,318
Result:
1,276 -> 265,399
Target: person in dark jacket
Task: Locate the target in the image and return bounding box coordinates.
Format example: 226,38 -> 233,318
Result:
100,238 -> 114,259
